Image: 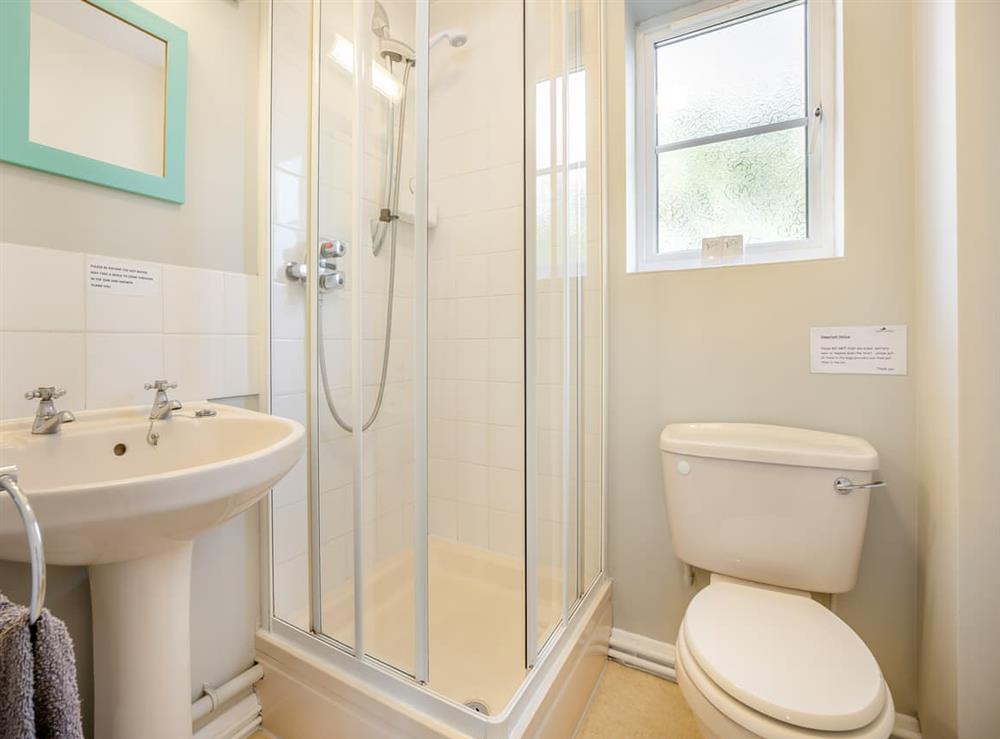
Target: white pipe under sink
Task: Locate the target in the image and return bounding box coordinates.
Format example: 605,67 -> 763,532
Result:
192,663 -> 265,722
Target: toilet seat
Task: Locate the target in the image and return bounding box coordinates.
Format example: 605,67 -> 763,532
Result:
680,578 -> 892,736
677,627 -> 895,739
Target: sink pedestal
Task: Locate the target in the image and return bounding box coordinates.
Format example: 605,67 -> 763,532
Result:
89,542 -> 194,739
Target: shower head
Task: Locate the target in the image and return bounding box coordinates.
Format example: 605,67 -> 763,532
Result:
372,1 -> 416,65
380,37 -> 416,65
430,28 -> 468,49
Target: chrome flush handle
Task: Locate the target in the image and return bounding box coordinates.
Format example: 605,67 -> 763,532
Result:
834,477 -> 887,494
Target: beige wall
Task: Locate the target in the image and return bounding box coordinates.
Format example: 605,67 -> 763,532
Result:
606,0 -> 918,713
0,1 -> 264,735
912,1 -> 959,736
954,1 -> 1000,734
0,0 -> 260,274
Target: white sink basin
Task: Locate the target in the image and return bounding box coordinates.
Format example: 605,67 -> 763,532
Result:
0,402 -> 304,739
0,402 -> 303,564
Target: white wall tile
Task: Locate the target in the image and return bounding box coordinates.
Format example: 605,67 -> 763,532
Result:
0,244 -> 85,332
164,334 -> 226,401
273,170 -> 307,230
271,339 -> 306,395
86,262 -> 163,334
163,265 -> 225,334
271,225 -> 306,271
273,554 -> 309,629
0,332 -> 86,420
320,535 -> 353,592
223,335 -> 262,397
489,294 -> 522,339
272,456 -> 307,509
489,381 -> 523,427
489,467 -> 524,514
320,485 -> 353,540
454,421 -> 488,465
488,251 -> 522,296
224,273 -> 260,335
453,380 -> 488,422
85,333 -> 164,409
271,392 -> 306,424
272,499 -> 309,563
429,458 -> 456,501
489,425 -> 522,471
454,462 -> 488,505
489,338 -> 523,382
271,281 -> 306,340
457,503 -> 489,549
452,297 -> 489,338
489,510 -> 523,559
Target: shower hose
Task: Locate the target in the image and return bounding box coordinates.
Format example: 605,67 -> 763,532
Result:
319,61 -> 411,434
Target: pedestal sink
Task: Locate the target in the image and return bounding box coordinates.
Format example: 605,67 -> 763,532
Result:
0,403 -> 304,739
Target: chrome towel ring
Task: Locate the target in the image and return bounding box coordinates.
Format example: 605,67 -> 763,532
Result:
0,465 -> 46,624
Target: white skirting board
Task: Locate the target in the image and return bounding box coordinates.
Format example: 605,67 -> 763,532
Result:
608,628 -> 922,739
193,693 -> 262,739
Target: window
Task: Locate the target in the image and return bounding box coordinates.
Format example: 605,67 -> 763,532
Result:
536,69 -> 588,279
632,0 -> 840,272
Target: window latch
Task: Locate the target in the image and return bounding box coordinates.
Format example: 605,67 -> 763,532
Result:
808,103 -> 823,155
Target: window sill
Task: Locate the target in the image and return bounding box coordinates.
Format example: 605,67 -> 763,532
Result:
630,242 -> 842,274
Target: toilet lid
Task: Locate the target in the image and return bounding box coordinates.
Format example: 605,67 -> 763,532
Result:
683,580 -> 886,732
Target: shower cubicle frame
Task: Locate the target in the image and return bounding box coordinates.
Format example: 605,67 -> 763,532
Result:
257,0 -> 610,734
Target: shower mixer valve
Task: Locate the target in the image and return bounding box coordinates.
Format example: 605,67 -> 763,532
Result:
320,240 -> 347,258
285,238 -> 347,291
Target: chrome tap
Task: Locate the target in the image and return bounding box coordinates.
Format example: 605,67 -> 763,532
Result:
145,380 -> 182,420
25,387 -> 75,435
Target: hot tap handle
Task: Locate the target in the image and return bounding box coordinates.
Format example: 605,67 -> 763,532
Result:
144,380 -> 178,391
24,386 -> 66,401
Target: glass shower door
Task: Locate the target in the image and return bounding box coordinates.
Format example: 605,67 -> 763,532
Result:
268,0 -> 604,718
527,0 -> 604,659
313,0 -> 421,678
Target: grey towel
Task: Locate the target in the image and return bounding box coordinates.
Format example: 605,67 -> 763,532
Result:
0,595 -> 83,739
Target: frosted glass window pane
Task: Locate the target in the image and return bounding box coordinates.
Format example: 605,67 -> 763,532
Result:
656,4 -> 805,145
657,127 -> 806,253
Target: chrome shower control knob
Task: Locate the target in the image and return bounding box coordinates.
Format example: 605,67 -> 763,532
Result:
319,271 -> 346,291
285,261 -> 308,282
320,239 -> 347,259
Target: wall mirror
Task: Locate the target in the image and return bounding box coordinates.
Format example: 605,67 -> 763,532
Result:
0,0 -> 188,203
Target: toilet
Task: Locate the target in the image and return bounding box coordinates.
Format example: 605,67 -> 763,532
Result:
660,423 -> 895,739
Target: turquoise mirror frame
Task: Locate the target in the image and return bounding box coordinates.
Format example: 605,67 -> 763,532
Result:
0,0 -> 188,203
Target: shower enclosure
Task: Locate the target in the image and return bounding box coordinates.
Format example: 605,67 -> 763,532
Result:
264,0 -> 606,729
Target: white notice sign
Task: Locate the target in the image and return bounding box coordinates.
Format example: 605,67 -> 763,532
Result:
87,257 -> 160,296
810,325 -> 907,375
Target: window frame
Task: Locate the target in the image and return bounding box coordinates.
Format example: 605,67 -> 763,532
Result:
632,0 -> 840,273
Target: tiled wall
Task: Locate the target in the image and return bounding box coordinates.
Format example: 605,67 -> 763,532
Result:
0,242 -> 260,421
426,1 -> 525,560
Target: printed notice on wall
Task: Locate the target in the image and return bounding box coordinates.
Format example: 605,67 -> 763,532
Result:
810,325 -> 908,375
86,257 -> 160,296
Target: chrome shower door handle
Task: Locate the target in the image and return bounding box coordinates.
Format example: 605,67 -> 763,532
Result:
834,477 -> 887,494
